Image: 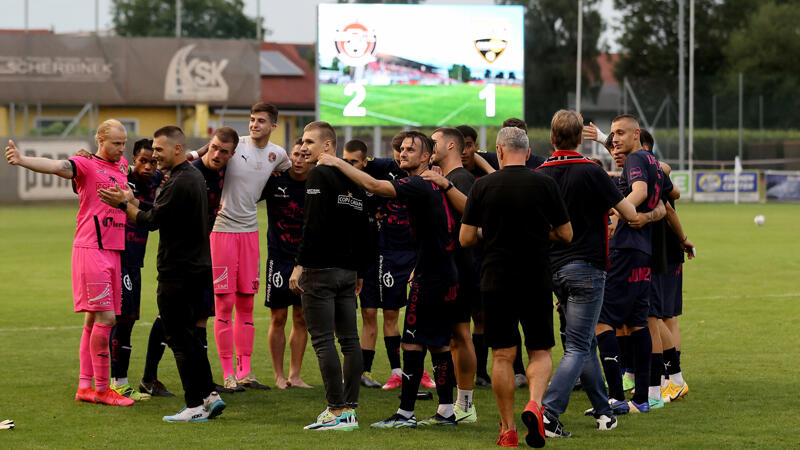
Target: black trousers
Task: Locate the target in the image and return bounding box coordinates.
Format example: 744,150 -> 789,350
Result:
157,271 -> 215,408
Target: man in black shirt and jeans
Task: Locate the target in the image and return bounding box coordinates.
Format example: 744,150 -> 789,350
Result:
98,125 -> 224,423
460,126 -> 572,448
537,110 -> 638,437
289,121 -> 368,431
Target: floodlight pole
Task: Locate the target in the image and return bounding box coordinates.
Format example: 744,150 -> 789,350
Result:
678,0 -> 685,170
575,0 -> 583,114
688,0 -> 694,177
95,0 -> 99,35
176,0 -> 182,126
24,0 -> 29,33
256,0 -> 261,41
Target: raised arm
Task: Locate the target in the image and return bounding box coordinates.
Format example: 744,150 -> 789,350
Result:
5,140 -> 74,178
473,152 -> 496,175
317,153 -> 397,197
420,169 -> 467,214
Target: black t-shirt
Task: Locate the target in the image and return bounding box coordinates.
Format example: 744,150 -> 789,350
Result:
446,167 -> 478,284
537,158 -> 624,271
471,150 -> 545,177
191,159 -> 225,233
296,165 -> 370,273
364,158 -> 414,253
122,169 -> 162,268
390,175 -> 457,286
262,172 -> 305,261
611,150 -> 669,255
462,165 -> 570,291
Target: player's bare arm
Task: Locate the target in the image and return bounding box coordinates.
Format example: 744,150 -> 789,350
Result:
664,202 -> 696,259
317,153 -> 397,197
628,199 -> 667,229
613,197 -> 638,222
289,265 -> 304,294
627,180 -> 648,207
549,221 -> 573,244
420,169 -> 467,214
5,140 -> 75,178
473,152 -> 496,175
459,223 -> 480,248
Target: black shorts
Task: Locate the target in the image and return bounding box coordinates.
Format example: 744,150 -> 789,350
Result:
265,258 -> 301,309
360,251 -> 414,310
454,279 -> 480,323
599,249 -> 651,329
199,284 -> 215,318
650,272 -> 665,319
661,263 -> 683,318
120,266 -> 141,320
482,286 -> 555,351
402,282 -> 457,348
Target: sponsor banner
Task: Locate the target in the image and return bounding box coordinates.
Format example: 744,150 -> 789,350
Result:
670,170 -> 691,198
694,171 -> 759,202
16,140 -> 89,200
765,170 -> 800,202
0,35 -> 259,105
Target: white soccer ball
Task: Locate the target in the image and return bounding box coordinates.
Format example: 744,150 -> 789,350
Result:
754,215 -> 766,226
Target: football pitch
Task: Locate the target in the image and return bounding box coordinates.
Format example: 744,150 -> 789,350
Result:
0,202 -> 798,448
319,84 -> 524,127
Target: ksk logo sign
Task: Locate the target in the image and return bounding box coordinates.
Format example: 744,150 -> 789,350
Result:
165,44 -> 229,101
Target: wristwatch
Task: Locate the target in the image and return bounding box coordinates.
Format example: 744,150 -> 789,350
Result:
118,200 -> 128,211
444,182 -> 454,192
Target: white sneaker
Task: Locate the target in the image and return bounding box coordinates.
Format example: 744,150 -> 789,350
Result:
514,374 -> 528,388
596,414 -> 617,431
203,391 -> 226,419
304,409 -> 359,431
163,406 -> 209,422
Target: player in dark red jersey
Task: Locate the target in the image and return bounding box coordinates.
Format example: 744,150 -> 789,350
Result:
263,138 -> 312,389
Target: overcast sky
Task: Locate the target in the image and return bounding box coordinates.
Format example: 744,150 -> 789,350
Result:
0,0 -> 622,51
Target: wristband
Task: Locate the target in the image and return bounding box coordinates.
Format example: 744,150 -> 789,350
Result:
189,150 -> 199,161
444,182 -> 454,192
118,200 -> 128,212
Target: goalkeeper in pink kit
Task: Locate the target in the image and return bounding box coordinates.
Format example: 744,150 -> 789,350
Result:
4,119 -> 134,406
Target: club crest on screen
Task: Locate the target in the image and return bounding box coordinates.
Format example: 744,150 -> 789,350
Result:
334,22 -> 377,67
473,18 -> 511,63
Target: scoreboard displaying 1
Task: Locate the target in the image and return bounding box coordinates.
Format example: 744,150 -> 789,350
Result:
317,4 -> 525,127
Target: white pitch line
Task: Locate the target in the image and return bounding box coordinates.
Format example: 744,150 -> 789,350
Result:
685,292 -> 800,301
436,102 -> 471,126
320,100 -> 421,126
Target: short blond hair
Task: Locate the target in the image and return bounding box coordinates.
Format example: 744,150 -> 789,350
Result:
550,110 -> 583,150
95,119 -> 126,143
304,121 -> 337,147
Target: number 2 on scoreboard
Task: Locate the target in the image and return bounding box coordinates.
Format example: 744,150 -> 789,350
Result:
479,83 -> 496,118
343,83 -> 367,117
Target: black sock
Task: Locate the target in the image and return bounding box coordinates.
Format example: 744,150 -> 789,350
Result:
142,317 -> 166,382
663,347 -> 681,375
472,333 -> 490,378
513,339 -> 525,375
676,350 -> 682,368
385,336 -> 401,370
650,353 -> 663,388
194,326 -> 208,349
431,351 -> 455,407
399,350 -> 424,412
597,330 -> 625,400
631,328 -> 652,404
362,349 -> 376,373
619,335 -> 633,373
109,321 -> 134,379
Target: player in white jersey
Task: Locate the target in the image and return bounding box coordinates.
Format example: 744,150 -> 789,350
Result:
208,103 -> 291,390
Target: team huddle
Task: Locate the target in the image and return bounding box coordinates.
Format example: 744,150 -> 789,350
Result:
4,102 -> 694,447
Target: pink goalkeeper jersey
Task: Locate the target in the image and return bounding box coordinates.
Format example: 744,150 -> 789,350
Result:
69,155 -> 129,250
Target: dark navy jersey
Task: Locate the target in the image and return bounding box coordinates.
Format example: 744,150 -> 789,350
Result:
611,150 -> 666,255
192,159 -> 225,233
390,175 -> 457,286
122,169 -> 163,268
365,158 -> 414,253
262,172 -> 306,261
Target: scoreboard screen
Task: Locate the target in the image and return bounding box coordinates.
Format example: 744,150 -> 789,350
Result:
317,4 -> 524,127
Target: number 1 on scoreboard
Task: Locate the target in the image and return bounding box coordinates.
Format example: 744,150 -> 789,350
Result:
478,83 -> 496,118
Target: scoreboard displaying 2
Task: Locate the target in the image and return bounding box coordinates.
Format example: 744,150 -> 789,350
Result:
317,4 -> 524,127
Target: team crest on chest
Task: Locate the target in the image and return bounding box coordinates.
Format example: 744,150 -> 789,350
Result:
120,162 -> 126,174
268,152 -> 277,163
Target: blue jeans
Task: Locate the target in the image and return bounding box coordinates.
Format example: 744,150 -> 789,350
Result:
543,261 -> 612,418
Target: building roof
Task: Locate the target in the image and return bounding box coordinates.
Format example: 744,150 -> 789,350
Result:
260,42 -> 315,111
0,29 -> 53,34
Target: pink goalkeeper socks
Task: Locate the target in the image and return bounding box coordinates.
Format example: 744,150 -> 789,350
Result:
78,325 -> 93,389
234,294 -> 255,378
215,293 -> 235,378
90,323 -> 112,392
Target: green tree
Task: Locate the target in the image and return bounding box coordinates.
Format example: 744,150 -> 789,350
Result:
448,64 -> 471,82
498,0 -> 604,126
112,0 -> 266,39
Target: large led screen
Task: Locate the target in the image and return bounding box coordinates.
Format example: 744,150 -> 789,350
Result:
317,4 -> 524,127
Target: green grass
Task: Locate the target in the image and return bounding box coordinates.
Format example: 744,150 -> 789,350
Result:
0,202 -> 798,448
319,84 -> 524,127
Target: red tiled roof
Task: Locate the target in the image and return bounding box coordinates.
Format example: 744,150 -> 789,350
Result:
596,53 -> 620,84
260,42 -> 315,111
0,29 -> 53,34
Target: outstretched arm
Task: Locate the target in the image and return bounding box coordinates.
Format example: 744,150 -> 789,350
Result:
5,140 -> 74,178
317,153 -> 397,197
